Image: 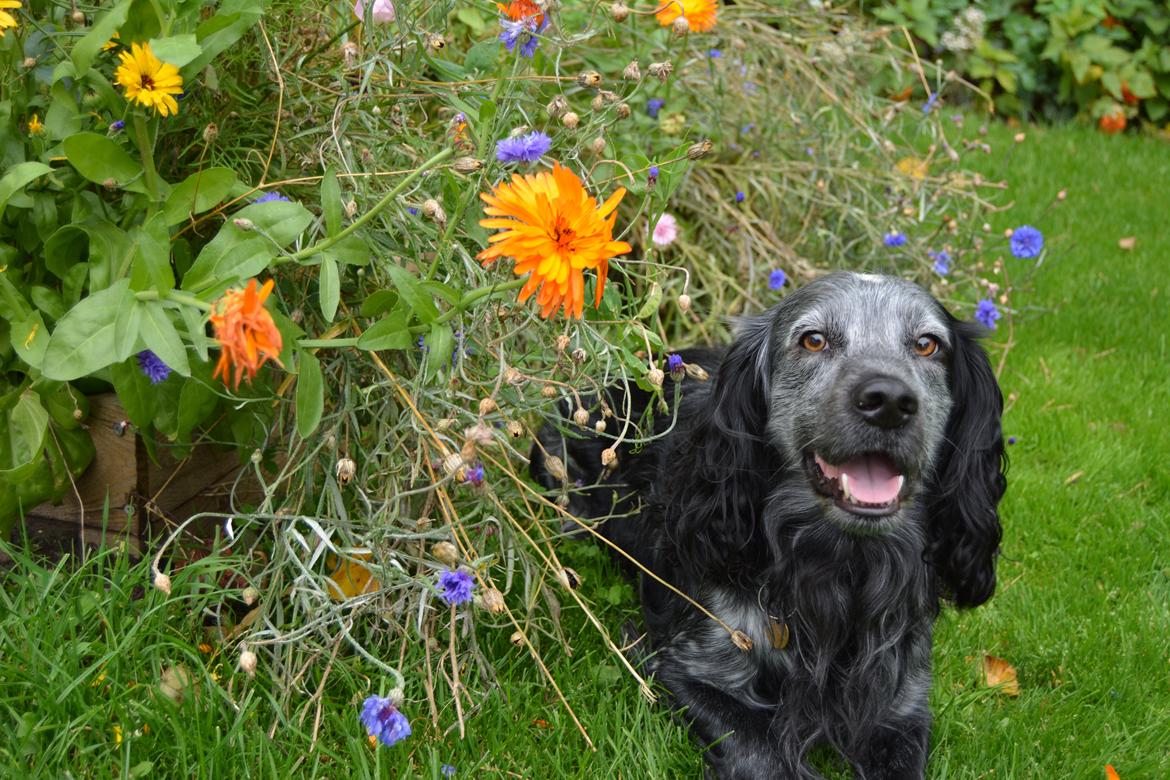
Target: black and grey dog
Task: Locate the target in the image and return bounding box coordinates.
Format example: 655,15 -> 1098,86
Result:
531,272 -> 1006,779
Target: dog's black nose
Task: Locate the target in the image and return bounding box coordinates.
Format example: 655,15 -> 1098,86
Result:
852,376 -> 918,429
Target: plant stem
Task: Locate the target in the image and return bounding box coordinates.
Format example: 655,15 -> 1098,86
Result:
135,289 -> 213,312
287,147 -> 455,262
131,113 -> 161,205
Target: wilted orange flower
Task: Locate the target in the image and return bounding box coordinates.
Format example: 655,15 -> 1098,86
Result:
498,0 -> 543,24
655,0 -> 718,32
210,278 -> 284,389
478,162 -> 631,319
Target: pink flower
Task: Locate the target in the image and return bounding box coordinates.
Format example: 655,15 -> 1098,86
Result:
651,213 -> 679,247
355,0 -> 396,23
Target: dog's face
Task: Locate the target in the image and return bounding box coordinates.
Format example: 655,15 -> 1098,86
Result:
760,273 -> 955,535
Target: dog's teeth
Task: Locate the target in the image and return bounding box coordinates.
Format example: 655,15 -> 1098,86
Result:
894,475 -> 905,496
840,473 -> 851,501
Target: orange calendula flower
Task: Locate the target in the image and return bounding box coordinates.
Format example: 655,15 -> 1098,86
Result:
497,0 -> 543,24
0,0 -> 20,37
115,42 -> 184,117
655,0 -> 718,32
478,162 -> 631,319
210,278 -> 284,389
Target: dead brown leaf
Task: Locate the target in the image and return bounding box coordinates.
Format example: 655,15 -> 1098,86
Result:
1118,236 -> 1136,251
981,654 -> 1020,697
160,664 -> 195,704
1065,470 -> 1085,485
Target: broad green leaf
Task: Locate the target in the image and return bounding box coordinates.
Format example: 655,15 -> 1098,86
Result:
233,199 -> 314,247
110,357 -> 159,429
11,312 -> 50,370
295,352 -> 324,438
359,290 -> 398,317
139,301 -> 191,376
319,256 -> 340,322
424,323 -> 453,380
326,235 -> 370,266
45,83 -> 82,139
114,294 -> 144,358
186,1 -> 263,74
63,133 -> 144,190
356,308 -> 412,350
178,304 -> 210,361
0,162 -> 52,221
0,267 -> 34,322
1128,71 -> 1156,99
42,280 -> 134,380
129,214 -> 175,291
71,0 -> 132,76
0,392 -> 49,479
175,380 -> 217,444
321,166 -> 342,237
162,167 -> 238,227
148,34 -> 202,67
455,7 -> 486,34
465,40 -> 499,72
181,234 -> 272,292
1102,71 -> 1122,99
385,264 -> 439,323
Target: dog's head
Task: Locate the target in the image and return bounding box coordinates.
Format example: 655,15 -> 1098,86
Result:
705,272 -> 1005,606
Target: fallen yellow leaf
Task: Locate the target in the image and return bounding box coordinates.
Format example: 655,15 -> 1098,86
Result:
981,654 -> 1020,696
327,553 -> 380,600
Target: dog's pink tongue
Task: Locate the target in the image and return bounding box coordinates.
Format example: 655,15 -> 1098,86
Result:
840,455 -> 902,504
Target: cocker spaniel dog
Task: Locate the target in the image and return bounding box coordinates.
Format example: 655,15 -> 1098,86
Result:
532,272 -> 1006,779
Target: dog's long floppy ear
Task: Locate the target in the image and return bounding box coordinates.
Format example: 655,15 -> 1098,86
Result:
928,317 -> 1007,608
670,312 -> 779,576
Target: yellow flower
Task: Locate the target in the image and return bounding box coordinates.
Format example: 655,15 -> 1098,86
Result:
478,162 -> 631,319
0,0 -> 20,37
115,42 -> 184,117
102,31 -> 121,52
655,0 -> 718,33
27,113 -> 44,135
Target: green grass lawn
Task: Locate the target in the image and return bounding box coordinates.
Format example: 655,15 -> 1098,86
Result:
3,123 -> 1168,779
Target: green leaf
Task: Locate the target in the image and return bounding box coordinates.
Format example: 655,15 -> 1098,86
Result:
114,295 -> 144,358
178,304 -> 210,361
0,392 -> 49,479
139,301 -> 191,377
995,68 -> 1018,94
295,352 -> 324,439
234,199 -> 314,247
71,0 -> 132,76
424,323 -> 453,381
465,40 -> 499,72
321,166 -> 342,237
11,312 -> 50,370
0,162 -> 52,221
356,308 -> 412,350
45,83 -> 82,139
324,235 -> 370,266
0,267 -> 34,322
110,357 -> 159,430
175,380 -> 217,444
319,256 -> 340,322
1128,71 -> 1157,99
385,264 -> 439,323
148,34 -> 202,67
359,290 -> 398,317
1102,71 -> 1123,99
186,1 -> 263,74
180,201 -> 310,291
129,214 -> 175,291
43,281 -> 135,380
162,167 -> 238,227
455,7 -> 486,35
63,133 -> 144,190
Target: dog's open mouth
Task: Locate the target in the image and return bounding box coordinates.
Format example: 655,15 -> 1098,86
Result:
807,452 -> 906,517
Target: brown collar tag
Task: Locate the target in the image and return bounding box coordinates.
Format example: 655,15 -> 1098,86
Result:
767,618 -> 790,650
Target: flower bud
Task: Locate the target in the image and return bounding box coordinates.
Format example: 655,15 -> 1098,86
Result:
686,139 -> 714,160
601,448 -> 617,468
453,156 -> 483,173
623,59 -> 641,81
441,452 -> 465,478
571,347 -> 587,363
610,2 -> 630,22
233,218 -> 255,231
341,41 -> 359,68
22,56 -> 37,68
72,9 -> 85,24
1057,189 -> 1067,201
541,384 -> 559,399
591,95 -> 604,112
153,572 -> 172,595
677,293 -> 692,312
647,368 -> 664,387
1013,132 -> 1026,143
510,630 -> 525,646
542,454 -> 568,482
238,649 -> 258,676
546,95 -> 569,117
672,16 -> 689,36
648,61 -> 673,83
730,630 -> 753,651
556,567 -> 582,590
616,103 -> 631,119
242,587 -> 260,606
202,123 -> 219,144
503,366 -> 524,384
573,408 -> 590,427
561,111 -> 579,129
506,420 -> 524,438
594,419 -> 607,433
432,541 -> 460,566
577,70 -> 602,88
478,397 -> 499,416
335,457 -> 357,485
102,178 -> 118,191
388,687 -> 405,706
555,334 -> 571,352
685,363 -> 709,381
345,200 -> 359,218
427,33 -> 446,50
422,198 -> 447,227
590,137 -> 606,155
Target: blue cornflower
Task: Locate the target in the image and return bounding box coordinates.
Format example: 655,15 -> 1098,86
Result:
408,207 -> 419,216
1007,436 -> 1017,445
136,350 -> 171,384
769,269 -> 787,291
499,16 -> 546,58
883,231 -> 907,248
495,131 -> 552,164
741,123 -> 755,134
805,146 -> 815,156
109,120 -> 125,133
929,250 -> 951,276
442,766 -> 457,777
666,353 -> 684,378
647,165 -> 660,185
647,98 -> 665,119
254,191 -> 290,204
437,570 -> 475,605
360,695 -> 412,747
975,298 -> 1001,330
923,92 -> 939,114
464,463 -> 485,487
708,48 -> 722,58
734,191 -> 745,203
1009,225 -> 1044,259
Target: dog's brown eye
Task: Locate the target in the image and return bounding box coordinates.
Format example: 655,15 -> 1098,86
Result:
801,332 -> 827,352
914,335 -> 939,357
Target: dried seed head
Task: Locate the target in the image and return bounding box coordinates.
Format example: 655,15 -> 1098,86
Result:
436,417 -> 457,431
577,70 -> 602,88
345,199 -> 358,218
238,648 -> 258,676
573,408 -> 590,427
600,448 -> 617,468
388,687 -> 405,706
648,61 -> 673,83
22,56 -> 37,68
555,334 -> 571,352
730,630 -> 753,651
590,136 -> 606,155
463,422 -> 495,449
153,572 -> 172,595
646,368 -> 665,387
1057,189 -> 1067,201
453,156 -> 483,173
982,223 -> 991,233
616,103 -> 631,119
422,198 -> 447,227
685,363 -> 709,381
432,541 -> 460,566
335,457 -> 357,485
546,95 -> 569,117
506,420 -> 524,438
510,630 -> 525,647
541,384 -> 559,399
477,587 -> 506,614
242,587 -> 260,606
503,366 -> 524,384
671,16 -> 689,36
623,59 -> 641,81
478,397 -> 499,416
677,293 -> 692,312
571,347 -> 587,363
594,419 -> 607,433
557,567 -> 582,590
427,33 -> 446,50
202,123 -> 219,144
72,9 -> 85,24
441,452 -> 465,477
610,2 -> 630,22
599,90 -> 619,104
686,139 -> 714,160
542,454 -> 568,482
591,94 -> 605,112
341,41 -> 359,68
561,111 -> 580,129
